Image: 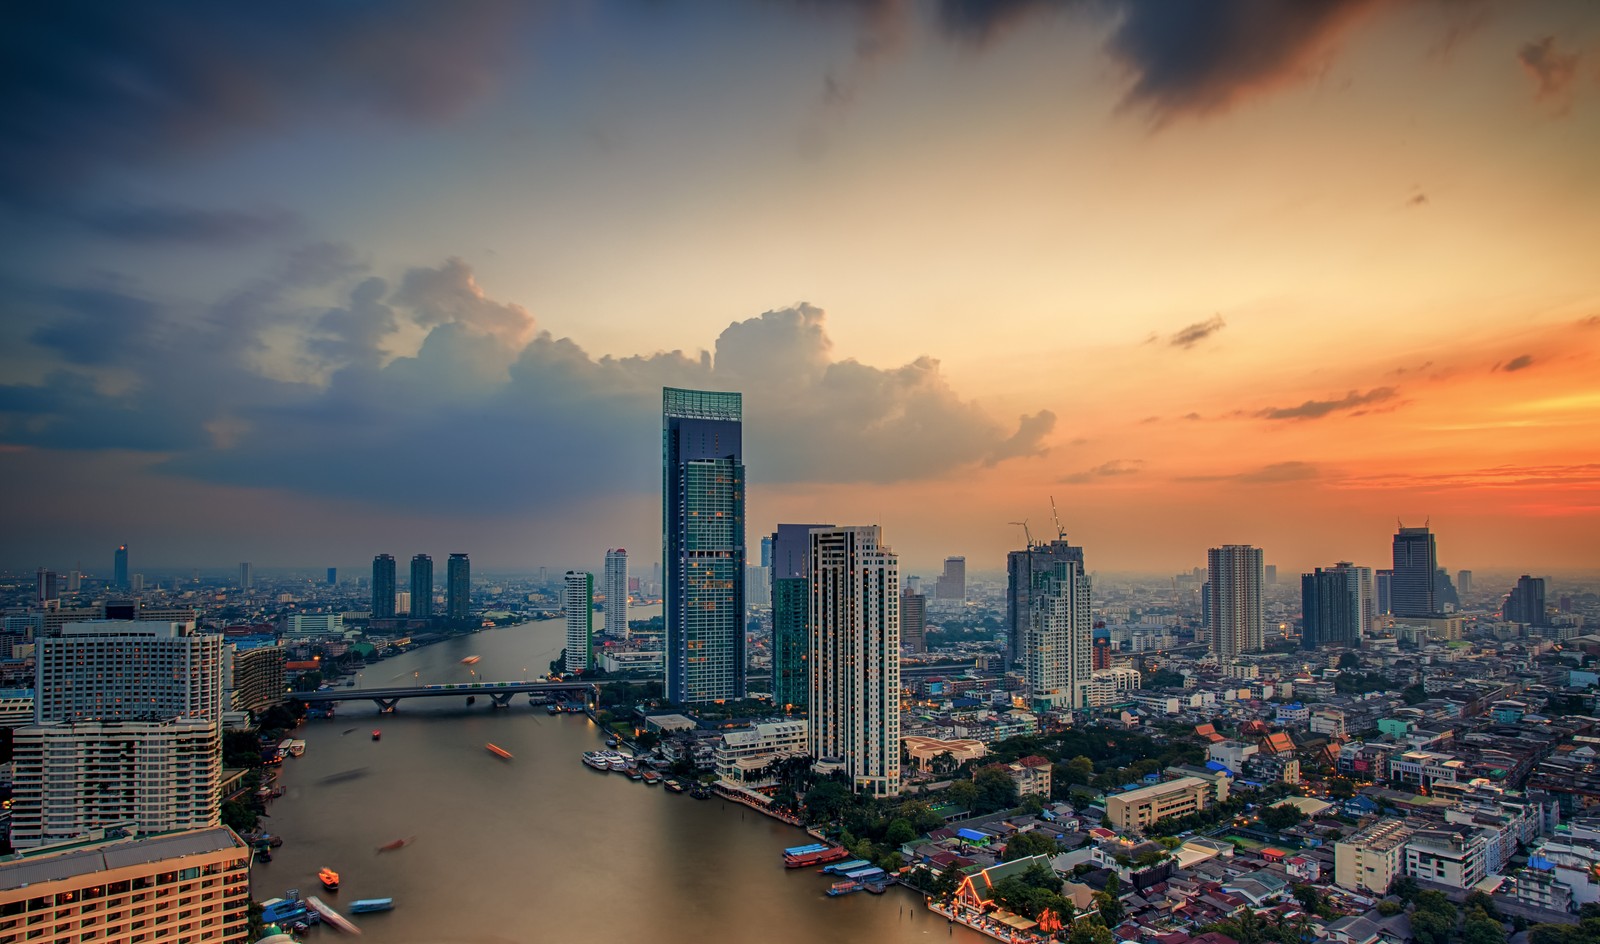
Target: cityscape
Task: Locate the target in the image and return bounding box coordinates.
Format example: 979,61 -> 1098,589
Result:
2,4 -> 1599,944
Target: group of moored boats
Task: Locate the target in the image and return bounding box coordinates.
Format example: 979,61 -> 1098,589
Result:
580,751 -> 710,797
782,844 -> 894,896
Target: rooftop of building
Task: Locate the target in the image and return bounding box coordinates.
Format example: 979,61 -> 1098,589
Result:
0,827 -> 246,892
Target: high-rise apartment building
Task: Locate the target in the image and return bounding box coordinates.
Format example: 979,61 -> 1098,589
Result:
327,566 -> 338,585
1092,630 -> 1113,670
410,553 -> 433,619
35,621 -> 226,723
1025,547 -> 1092,710
663,387 -> 746,704
1302,564 -> 1362,650
239,561 -> 253,590
604,549 -> 629,638
1503,575 -> 1548,626
65,568 -> 81,592
447,552 -> 471,622
1206,545 -> 1264,662
1376,569 -> 1393,615
901,589 -> 927,654
1391,525 -> 1439,618
564,570 -> 593,674
936,556 -> 966,601
1007,539 -> 1086,667
1457,569 -> 1474,596
35,568 -> 58,603
113,544 -> 129,589
227,642 -> 287,714
372,553 -> 396,619
808,526 -> 900,797
771,524 -> 830,711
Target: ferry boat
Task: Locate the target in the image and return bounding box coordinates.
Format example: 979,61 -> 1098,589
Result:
460,655 -> 481,665
371,730 -> 381,741
827,880 -> 862,896
349,898 -> 394,914
642,770 -> 662,786
486,743 -> 514,760
783,843 -> 850,869
607,757 -> 628,771
628,767 -> 644,781
665,779 -> 685,793
821,859 -> 871,875
582,752 -> 611,771
289,740 -> 307,757
317,867 -> 339,891
547,702 -> 560,715
306,897 -> 359,935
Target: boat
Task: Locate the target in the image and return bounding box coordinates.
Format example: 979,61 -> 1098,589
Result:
349,898 -> 394,914
289,740 -> 307,757
466,695 -> 476,705
547,703 -> 560,715
822,859 -> 872,875
864,881 -> 890,894
375,837 -> 413,853
665,779 -> 685,793
627,766 -> 644,781
642,771 -> 662,786
486,743 -> 514,760
318,867 -> 340,891
690,784 -> 712,800
784,844 -> 850,869
607,757 -> 628,772
261,893 -> 309,924
460,655 -> 481,665
305,896 -> 360,935
371,730 -> 381,741
582,752 -> 611,771
827,880 -> 862,896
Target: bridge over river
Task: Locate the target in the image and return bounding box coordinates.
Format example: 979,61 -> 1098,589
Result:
298,680 -> 601,712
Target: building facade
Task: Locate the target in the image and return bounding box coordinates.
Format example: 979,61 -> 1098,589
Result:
114,544 -> 129,590
563,571 -> 593,674
603,549 -> 629,639
900,589 -> 926,654
1025,550 -> 1092,710
35,621 -> 226,723
1302,563 -> 1362,650
1207,545 -> 1264,662
936,556 -> 966,601
1007,539 -> 1086,667
1104,777 -> 1211,834
808,526 -> 901,797
409,554 -> 433,619
372,553 -> 396,619
714,719 -> 808,787
1504,575 -> 1548,626
662,387 -> 747,704
1391,525 -> 1438,618
447,552 -> 471,622
227,644 -> 287,714
771,524 -> 830,712
1334,819 -> 1414,893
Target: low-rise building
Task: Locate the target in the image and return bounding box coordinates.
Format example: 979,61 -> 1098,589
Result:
1334,819 -> 1413,893
1404,827 -> 1489,889
1105,777 -> 1210,834
713,720 -> 808,788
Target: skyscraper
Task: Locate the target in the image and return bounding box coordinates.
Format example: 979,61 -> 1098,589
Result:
1206,545 -> 1264,662
604,549 -> 628,638
900,589 -> 927,654
35,569 -> 58,603
772,524 -> 830,711
372,554 -> 396,619
808,526 -> 900,798
564,570 -> 593,673
1503,575 -> 1548,626
327,567 -> 338,585
1376,569 -> 1393,615
447,553 -> 470,622
239,562 -> 253,590
113,544 -> 128,589
1457,569 -> 1473,596
1026,548 -> 1092,710
1302,564 -> 1362,650
662,387 -> 746,704
35,620 -> 226,723
1391,525 -> 1438,618
410,554 -> 433,619
1007,539 -> 1086,667
935,556 -> 966,600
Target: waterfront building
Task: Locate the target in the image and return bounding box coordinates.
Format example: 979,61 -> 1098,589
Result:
35,621 -> 225,723
1007,539 -> 1086,667
113,543 -> 128,590
1334,819 -> 1414,893
902,735 -> 987,771
227,643 -> 287,714
1025,545 -> 1092,710
372,553 -> 397,619
281,613 -> 344,636
808,525 -> 901,797
1104,777 -> 1211,834
936,556 -> 966,601
410,554 -> 433,619
239,561 -> 253,590
901,588 -> 926,654
771,524 -> 831,711
447,552 -> 471,622
1392,524 -> 1438,618
0,826 -> 251,941
604,548 -> 628,638
662,387 -> 746,704
713,719 -> 808,788
10,718 -> 221,849
1504,575 -> 1548,626
1302,563 -> 1362,650
564,570 -> 593,674
1206,545 -> 1264,662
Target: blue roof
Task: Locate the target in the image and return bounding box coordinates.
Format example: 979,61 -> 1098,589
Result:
1205,760 -> 1231,772
957,828 -> 990,841
1530,855 -> 1555,871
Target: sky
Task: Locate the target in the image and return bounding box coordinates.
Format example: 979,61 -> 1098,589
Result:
1,0 -> 1597,579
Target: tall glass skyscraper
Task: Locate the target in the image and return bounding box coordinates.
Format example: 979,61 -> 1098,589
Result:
1302,564 -> 1362,650
1391,525 -> 1438,618
409,554 -> 433,619
447,553 -> 470,622
372,554 -> 396,619
663,387 -> 746,704
771,523 -> 831,711
113,544 -> 129,590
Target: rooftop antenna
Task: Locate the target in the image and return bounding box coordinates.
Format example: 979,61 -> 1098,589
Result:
1009,521 -> 1033,550
1050,496 -> 1067,542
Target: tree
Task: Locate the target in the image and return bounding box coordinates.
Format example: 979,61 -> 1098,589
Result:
947,779 -> 979,810
1337,651 -> 1362,670
974,766 -> 1020,813
803,781 -> 852,824
1068,922 -> 1115,944
1411,890 -> 1459,944
1260,803 -> 1307,831
1462,906 -> 1507,944
1001,829 -> 1061,862
1060,755 -> 1095,786
885,818 -> 918,847
221,800 -> 259,833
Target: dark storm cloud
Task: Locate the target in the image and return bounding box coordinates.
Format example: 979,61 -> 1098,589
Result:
1168,314 -> 1226,349
1255,387 -> 1397,420
29,287 -> 159,366
0,1 -> 526,202
0,263 -> 1054,513
76,204 -> 299,246
1180,460 -> 1320,484
1518,36 -> 1581,113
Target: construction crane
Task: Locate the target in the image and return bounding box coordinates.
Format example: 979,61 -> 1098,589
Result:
1049,496 -> 1067,542
1009,520 -> 1033,550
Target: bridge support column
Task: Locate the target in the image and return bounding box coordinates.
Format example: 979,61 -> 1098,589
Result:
490,693 -> 514,708
374,698 -> 399,712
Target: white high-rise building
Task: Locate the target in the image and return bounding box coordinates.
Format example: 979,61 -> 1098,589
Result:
1026,551 -> 1093,709
604,549 -> 629,639
9,719 -> 221,849
1348,564 -> 1377,639
808,526 -> 901,798
35,621 -> 226,723
564,571 -> 594,674
1207,545 -> 1264,662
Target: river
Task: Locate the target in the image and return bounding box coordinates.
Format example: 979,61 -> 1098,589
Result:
254,608 -> 986,944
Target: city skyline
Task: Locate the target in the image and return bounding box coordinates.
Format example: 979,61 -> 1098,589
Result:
2,3 -> 1598,576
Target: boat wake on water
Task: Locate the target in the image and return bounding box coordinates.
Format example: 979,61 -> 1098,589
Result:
375,836 -> 416,854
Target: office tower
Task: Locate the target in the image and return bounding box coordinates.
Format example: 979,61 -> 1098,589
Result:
327,566 -> 338,585
239,561 -> 253,590
1503,575 -> 1548,626
1391,525 -> 1438,618
901,589 -> 927,654
1302,565 -> 1362,650
1206,545 -> 1264,662
539,566 -> 548,585
0,827 -> 251,937
1376,570 -> 1393,615
113,544 -> 128,589
372,554 -> 397,619
410,553 -> 433,619
1264,564 -> 1278,586
130,574 -> 144,593
1457,569 -> 1473,596
663,387 -> 746,704
1026,549 -> 1092,709
1007,540 -> 1086,667
936,556 -> 966,600
1092,629 -> 1113,670
65,567 -> 81,592
564,571 -> 594,673
771,524 -> 831,711
905,575 -> 922,595
447,553 -> 471,622
760,535 -> 773,569
35,568 -> 59,603
807,525 -> 900,797
604,549 -> 629,638
1348,564 -> 1376,639
35,620 -> 226,723
1434,568 -> 1459,611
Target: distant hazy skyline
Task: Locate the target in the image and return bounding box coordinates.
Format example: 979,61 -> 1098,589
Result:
2,2 -> 1597,575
